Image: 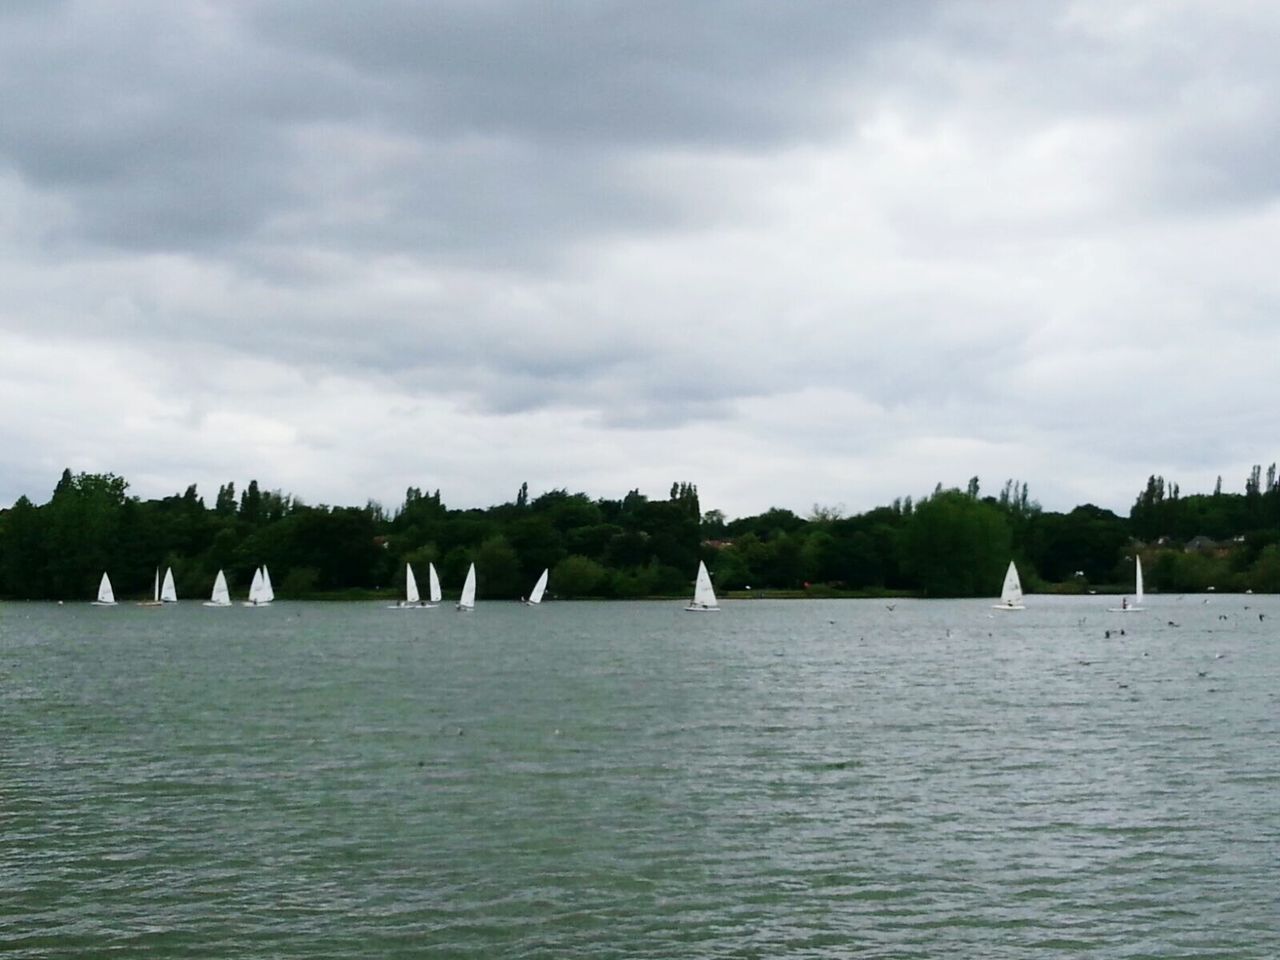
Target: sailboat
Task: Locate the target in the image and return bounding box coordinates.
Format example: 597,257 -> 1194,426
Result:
685,560 -> 719,612
391,563 -> 427,608
524,568 -> 549,606
992,560 -> 1025,610
456,563 -> 476,612
138,567 -> 164,606
1109,556 -> 1146,612
91,572 -> 118,606
426,562 -> 442,607
244,567 -> 264,606
160,567 -> 178,603
244,566 -> 274,606
204,570 -> 232,607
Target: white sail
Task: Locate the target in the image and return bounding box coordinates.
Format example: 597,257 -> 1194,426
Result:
428,563 -> 442,604
247,567 -> 264,604
1110,556 -> 1146,612
94,572 -> 117,605
993,560 -> 1025,610
138,566 -> 166,606
405,564 -> 421,604
261,566 -> 275,603
457,563 -> 476,611
526,568 -> 549,605
205,570 -> 232,607
685,560 -> 719,612
161,567 -> 178,603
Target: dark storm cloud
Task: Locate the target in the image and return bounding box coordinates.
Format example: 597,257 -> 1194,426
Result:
250,0 -> 932,146
0,3 -> 350,249
4,0 -> 1277,266
0,1 -> 938,261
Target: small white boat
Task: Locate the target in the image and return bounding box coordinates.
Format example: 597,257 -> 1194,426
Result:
244,566 -> 274,606
204,570 -> 232,607
138,567 -> 163,606
685,560 -> 719,612
391,563 -> 433,608
992,561 -> 1025,610
1108,556 -> 1146,613
91,571 -> 118,606
456,563 -> 476,612
161,567 -> 178,603
426,562 -> 442,607
243,567 -> 263,606
524,568 -> 549,606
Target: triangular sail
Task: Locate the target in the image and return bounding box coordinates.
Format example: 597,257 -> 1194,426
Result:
161,567 -> 178,603
428,563 -> 442,603
261,566 -> 275,603
210,570 -> 231,605
405,564 -> 421,604
153,567 -> 161,603
528,568 -> 549,604
458,563 -> 476,610
1110,555 -> 1146,611
998,561 -> 1024,607
691,560 -> 718,609
97,572 -> 116,604
247,567 -> 264,604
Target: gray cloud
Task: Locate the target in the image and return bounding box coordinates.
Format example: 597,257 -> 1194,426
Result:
251,1 -> 932,144
1,0 -> 1279,517
0,1 -> 939,262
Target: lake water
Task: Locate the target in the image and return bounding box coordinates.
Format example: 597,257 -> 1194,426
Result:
3,596 -> 1278,957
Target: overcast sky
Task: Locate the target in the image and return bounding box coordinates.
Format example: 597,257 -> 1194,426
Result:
2,1 -> 1278,519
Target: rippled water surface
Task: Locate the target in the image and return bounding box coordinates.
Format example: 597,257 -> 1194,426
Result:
3,596 -> 1278,957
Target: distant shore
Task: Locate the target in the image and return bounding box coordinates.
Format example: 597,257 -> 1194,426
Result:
12,586 -> 1254,603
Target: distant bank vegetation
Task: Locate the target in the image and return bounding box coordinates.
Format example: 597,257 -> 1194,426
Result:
2,468 -> 1279,601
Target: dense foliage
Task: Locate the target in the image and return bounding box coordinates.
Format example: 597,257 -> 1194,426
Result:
2,467 -> 1279,601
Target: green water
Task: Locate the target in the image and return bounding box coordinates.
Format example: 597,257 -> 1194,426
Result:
3,597 -> 1278,957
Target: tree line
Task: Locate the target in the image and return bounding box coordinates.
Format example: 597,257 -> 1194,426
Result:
1,467 -> 1279,601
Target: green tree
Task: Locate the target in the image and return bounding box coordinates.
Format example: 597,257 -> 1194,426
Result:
1025,504 -> 1128,583
43,471 -> 130,598
552,555 -> 606,597
215,482 -> 237,516
701,509 -> 727,537
1249,544 -> 1280,592
506,515 -> 565,582
0,496 -> 46,597
240,480 -> 263,524
900,490 -> 1012,596
475,535 -> 522,598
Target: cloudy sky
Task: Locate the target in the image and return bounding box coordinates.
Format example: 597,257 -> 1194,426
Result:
2,1 -> 1277,519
